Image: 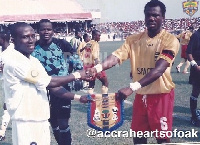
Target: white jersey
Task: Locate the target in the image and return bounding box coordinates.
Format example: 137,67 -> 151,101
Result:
3,47 -> 51,121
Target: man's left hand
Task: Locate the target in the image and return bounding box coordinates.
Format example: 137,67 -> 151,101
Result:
116,87 -> 133,101
80,95 -> 93,103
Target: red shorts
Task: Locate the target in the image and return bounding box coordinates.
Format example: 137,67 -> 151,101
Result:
181,45 -> 187,59
131,89 -> 174,139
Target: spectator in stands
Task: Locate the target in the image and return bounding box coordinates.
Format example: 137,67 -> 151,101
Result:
70,29 -> 82,52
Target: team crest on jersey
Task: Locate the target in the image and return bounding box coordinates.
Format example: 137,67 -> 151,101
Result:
31,70 -> 39,77
87,93 -> 124,132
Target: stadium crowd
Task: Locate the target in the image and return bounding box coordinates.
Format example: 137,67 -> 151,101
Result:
94,17 -> 200,39
49,17 -> 200,42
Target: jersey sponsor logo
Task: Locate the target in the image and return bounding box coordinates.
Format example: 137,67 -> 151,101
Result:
137,67 -> 153,75
148,44 -> 153,47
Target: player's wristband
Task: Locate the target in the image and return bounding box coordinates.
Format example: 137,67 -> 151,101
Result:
74,94 -> 81,101
190,60 -> 197,67
94,64 -> 103,73
130,82 -> 142,91
72,72 -> 81,79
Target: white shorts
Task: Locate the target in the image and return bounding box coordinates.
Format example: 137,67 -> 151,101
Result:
12,120 -> 50,145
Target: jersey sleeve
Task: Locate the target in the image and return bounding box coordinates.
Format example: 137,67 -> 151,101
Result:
13,59 -> 52,90
60,39 -> 74,54
112,38 -> 131,64
157,35 -> 180,64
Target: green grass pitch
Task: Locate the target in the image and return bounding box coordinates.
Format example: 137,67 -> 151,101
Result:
0,41 -> 200,144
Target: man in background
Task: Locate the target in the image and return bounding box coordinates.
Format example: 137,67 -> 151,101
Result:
82,30 -> 109,94
70,29 -> 82,52
77,33 -> 91,89
77,33 -> 91,61
187,27 -> 200,127
176,26 -> 194,73
0,30 -> 11,141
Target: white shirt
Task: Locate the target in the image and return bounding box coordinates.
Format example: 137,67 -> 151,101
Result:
3,47 -> 52,121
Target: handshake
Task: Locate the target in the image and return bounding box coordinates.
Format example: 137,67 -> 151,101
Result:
70,65 -> 102,104
74,64 -> 142,102
74,64 -> 102,82
77,64 -> 102,80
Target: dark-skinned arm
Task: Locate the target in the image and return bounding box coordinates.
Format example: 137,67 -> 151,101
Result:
49,86 -> 90,103
102,55 -> 120,70
117,58 -> 169,100
139,58 -> 169,87
187,54 -> 200,72
87,54 -> 120,77
47,70 -> 88,88
80,46 -> 86,52
187,53 -> 194,62
47,74 -> 76,88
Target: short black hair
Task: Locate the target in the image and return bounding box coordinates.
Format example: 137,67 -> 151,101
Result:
0,30 -> 10,42
144,0 -> 166,17
92,30 -> 100,37
38,19 -> 53,31
189,26 -> 194,30
83,33 -> 89,40
10,22 -> 30,38
38,19 -> 51,25
75,29 -> 81,35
